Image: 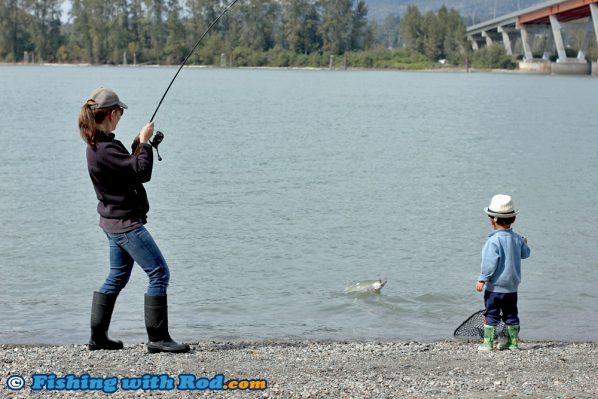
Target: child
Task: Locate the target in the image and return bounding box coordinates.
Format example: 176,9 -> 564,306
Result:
476,194 -> 531,351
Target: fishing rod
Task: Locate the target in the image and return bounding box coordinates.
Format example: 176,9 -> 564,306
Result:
148,0 -> 241,160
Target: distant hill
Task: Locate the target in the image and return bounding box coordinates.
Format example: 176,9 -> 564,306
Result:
364,0 -> 547,22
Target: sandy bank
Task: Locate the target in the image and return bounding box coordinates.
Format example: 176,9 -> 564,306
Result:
2,340 -> 596,398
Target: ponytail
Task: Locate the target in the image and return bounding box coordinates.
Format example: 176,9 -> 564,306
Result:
78,100 -> 121,148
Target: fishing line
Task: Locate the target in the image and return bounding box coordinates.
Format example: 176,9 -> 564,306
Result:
149,0 -> 241,124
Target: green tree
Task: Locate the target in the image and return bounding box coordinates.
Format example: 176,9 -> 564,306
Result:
350,0 -> 368,51
435,5 -> 449,54
0,0 -> 519,68
377,13 -> 400,49
422,10 -> 442,60
145,0 -> 166,63
472,43 -> 515,69
198,32 -> 224,64
106,0 -> 132,64
88,0 -> 112,63
0,0 -> 33,61
237,0 -> 280,51
70,0 -> 95,62
444,9 -> 467,65
400,5 -> 423,54
185,0 -> 218,64
28,0 -> 63,61
319,0 -> 354,54
46,11 -> 63,61
129,0 -> 148,63
282,0 -> 321,55
186,0 -> 217,30
164,0 -> 186,64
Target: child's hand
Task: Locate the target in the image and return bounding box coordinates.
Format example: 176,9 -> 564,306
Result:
523,236 -> 528,244
476,281 -> 485,292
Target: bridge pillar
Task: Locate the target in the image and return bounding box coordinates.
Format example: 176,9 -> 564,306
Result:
482,31 -> 494,46
549,14 -> 590,74
520,26 -> 534,61
591,3 -> 598,74
518,25 -> 551,73
591,4 -> 598,49
498,26 -> 514,55
468,36 -> 478,51
542,33 -> 555,60
577,22 -> 593,61
549,15 -> 568,61
468,35 -> 485,51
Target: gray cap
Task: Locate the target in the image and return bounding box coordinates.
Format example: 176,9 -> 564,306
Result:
89,87 -> 128,109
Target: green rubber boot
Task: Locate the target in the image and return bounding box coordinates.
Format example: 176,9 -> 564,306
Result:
505,325 -> 520,350
478,325 -> 495,351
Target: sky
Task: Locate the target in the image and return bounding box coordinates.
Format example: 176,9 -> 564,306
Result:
60,0 -> 71,23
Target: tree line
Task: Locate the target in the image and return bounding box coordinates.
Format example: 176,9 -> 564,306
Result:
0,0 -> 502,68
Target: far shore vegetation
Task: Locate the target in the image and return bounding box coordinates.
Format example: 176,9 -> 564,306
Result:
1,0 -> 596,71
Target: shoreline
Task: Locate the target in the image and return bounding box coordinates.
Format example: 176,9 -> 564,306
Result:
0,61 -> 509,74
1,61 -> 566,75
2,340 -> 597,398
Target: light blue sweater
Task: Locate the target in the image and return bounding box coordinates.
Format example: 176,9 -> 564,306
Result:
479,229 -> 531,293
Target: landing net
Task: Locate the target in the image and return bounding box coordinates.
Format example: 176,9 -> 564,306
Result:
453,309 -> 506,339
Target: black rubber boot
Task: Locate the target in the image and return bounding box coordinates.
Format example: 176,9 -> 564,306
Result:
144,294 -> 190,353
88,291 -> 124,350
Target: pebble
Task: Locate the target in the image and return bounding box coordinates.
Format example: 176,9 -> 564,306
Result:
1,340 -> 597,398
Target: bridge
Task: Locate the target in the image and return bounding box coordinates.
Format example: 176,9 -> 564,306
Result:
467,0 -> 598,74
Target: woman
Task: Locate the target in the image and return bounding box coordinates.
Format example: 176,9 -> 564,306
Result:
79,87 -> 189,353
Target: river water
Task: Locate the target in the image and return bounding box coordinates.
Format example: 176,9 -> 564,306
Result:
0,65 -> 597,344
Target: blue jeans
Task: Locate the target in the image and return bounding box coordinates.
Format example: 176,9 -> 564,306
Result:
484,291 -> 519,326
100,226 -> 170,296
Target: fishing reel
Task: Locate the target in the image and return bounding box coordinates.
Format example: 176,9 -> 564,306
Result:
149,131 -> 164,161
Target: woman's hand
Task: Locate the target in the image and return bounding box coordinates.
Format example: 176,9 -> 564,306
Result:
139,122 -> 154,144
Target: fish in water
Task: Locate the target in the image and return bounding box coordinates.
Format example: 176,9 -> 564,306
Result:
345,279 -> 387,294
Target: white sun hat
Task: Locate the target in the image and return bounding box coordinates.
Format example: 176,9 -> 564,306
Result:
484,194 -> 519,218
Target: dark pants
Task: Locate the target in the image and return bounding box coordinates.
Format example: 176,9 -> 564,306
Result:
484,291 -> 519,326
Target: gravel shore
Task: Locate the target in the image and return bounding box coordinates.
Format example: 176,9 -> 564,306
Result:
2,340 -> 597,398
